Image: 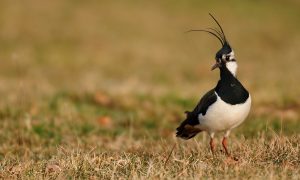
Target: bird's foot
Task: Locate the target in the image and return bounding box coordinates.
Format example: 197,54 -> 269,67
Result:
224,156 -> 239,165
220,150 -> 238,161
229,155 -> 239,161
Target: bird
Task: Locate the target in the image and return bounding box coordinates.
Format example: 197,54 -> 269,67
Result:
176,14 -> 251,158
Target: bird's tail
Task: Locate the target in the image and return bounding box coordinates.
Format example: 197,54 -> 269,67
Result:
176,122 -> 202,140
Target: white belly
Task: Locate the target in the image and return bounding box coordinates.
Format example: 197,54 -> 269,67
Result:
198,93 -> 251,132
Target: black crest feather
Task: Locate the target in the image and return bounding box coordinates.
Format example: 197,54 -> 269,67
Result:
185,13 -> 228,47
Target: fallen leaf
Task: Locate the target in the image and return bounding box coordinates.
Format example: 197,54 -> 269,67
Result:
97,116 -> 113,128
94,91 -> 112,106
89,176 -> 97,180
46,164 -> 61,173
29,105 -> 39,116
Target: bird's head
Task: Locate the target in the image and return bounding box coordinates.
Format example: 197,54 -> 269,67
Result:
212,42 -> 237,76
187,13 -> 237,76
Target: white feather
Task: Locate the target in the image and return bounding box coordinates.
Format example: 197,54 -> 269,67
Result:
226,61 -> 238,76
229,50 -> 235,60
197,92 -> 251,133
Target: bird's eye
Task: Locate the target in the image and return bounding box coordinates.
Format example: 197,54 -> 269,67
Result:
225,55 -> 230,61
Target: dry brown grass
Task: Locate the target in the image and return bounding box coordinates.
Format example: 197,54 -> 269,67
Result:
1,134 -> 299,179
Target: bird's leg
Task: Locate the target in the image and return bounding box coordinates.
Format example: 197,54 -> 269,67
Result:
210,138 -> 215,155
209,132 -> 215,155
222,137 -> 230,156
222,130 -> 232,157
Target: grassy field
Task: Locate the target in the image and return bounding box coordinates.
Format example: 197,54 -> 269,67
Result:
0,0 -> 300,179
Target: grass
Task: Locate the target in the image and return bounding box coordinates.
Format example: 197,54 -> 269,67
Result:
0,0 -> 300,179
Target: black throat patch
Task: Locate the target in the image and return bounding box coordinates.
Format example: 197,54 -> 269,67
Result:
215,66 -> 249,105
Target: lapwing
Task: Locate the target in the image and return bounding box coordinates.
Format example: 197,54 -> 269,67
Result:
176,14 -> 251,157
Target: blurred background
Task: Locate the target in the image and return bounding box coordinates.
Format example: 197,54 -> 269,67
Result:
0,0 -> 299,148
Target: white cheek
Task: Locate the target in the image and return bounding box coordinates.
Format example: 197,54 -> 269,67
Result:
229,51 -> 235,60
226,61 -> 238,76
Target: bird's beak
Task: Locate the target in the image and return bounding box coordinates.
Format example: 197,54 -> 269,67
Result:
211,62 -> 221,71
